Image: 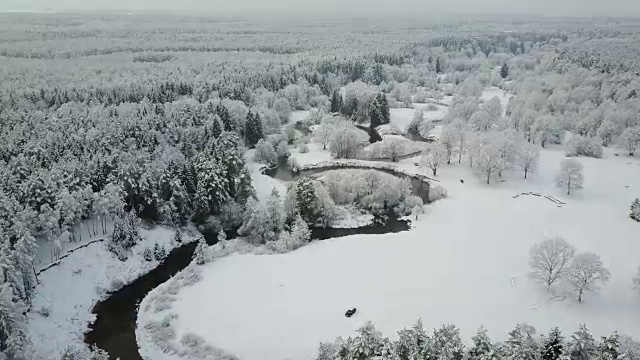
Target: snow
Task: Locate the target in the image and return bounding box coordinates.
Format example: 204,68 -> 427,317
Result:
138,146 -> 640,360
480,86 -> 512,115
388,104 -> 448,134
27,226 -> 196,359
289,142 -> 334,166
289,110 -> 312,125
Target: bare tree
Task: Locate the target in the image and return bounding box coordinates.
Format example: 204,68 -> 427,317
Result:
314,121 -> 333,150
516,143 -> 540,179
440,126 -> 455,165
383,138 -> 406,162
568,252 -> 611,303
556,158 -> 584,195
421,144 -> 448,176
476,140 -> 503,184
529,237 -> 575,289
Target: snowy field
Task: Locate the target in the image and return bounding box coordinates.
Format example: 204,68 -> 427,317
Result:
141,146 -> 640,360
28,226 -> 194,359
480,86 -> 512,115
388,103 -> 448,133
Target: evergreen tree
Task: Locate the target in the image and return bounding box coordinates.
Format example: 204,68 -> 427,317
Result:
395,319 -> 432,360
216,104 -> 233,132
212,115 -> 223,139
351,322 -> 385,359
110,211 -> 141,252
436,57 -> 442,73
266,188 -> 284,234
245,111 -> 264,148
469,327 -> 495,360
295,177 -> 318,226
174,229 -> 182,243
542,327 -> 564,360
598,333 -> 620,360
567,325 -> 597,360
217,229 -> 227,244
193,237 -> 207,265
12,225 -> 37,304
331,90 -> 343,113
0,283 -> 29,358
630,198 -> 640,222
432,324 -> 465,360
371,63 -> 385,85
505,323 -> 540,360
501,63 -> 510,79
370,95 -> 384,129
291,214 -> 311,244
380,93 -> 390,124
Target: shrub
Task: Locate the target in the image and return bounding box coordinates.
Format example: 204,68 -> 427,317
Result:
428,185 -> 448,202
566,135 -> 603,158
153,243 -> 167,261
143,247 -> 153,262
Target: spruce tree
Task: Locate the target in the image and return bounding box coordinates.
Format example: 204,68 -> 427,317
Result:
216,104 -> 233,131
542,327 -> 564,360
193,237 -> 207,265
568,324 -> 597,360
369,95 -> 384,129
331,90 -> 343,113
598,333 -> 620,360
371,63 -> 384,85
295,177 -> 318,226
501,63 -> 510,79
630,198 -> 640,222
468,327 -> 495,360
212,115 -> 223,139
245,111 -> 264,148
380,93 -> 390,124
436,57 -> 442,73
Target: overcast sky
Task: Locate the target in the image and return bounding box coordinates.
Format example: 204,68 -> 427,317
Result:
2,0 -> 640,17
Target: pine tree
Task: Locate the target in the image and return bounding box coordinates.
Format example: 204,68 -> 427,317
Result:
369,95 -> 384,129
380,93 -> 390,124
0,282 -> 29,358
371,63 -> 385,85
331,90 -> 343,113
567,324 -> 597,360
295,177 -> 318,225
212,115 -> 223,139
291,214 -> 311,244
501,63 -> 510,79
598,333 -> 620,360
505,323 -> 539,360
351,322 -> 384,359
468,327 -> 495,360
542,327 -> 564,360
630,198 -> 640,222
432,324 -> 465,360
11,223 -> 37,304
216,104 -> 233,132
217,229 -> 227,244
245,111 -> 264,148
436,57 -> 442,73
193,237 -> 207,265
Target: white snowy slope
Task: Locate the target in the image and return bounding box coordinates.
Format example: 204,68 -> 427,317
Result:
139,146 -> 640,360
27,226 -> 191,359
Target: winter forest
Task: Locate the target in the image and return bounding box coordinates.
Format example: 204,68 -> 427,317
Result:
1,11 -> 640,360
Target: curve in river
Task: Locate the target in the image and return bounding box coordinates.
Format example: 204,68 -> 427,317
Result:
84,162 -> 430,359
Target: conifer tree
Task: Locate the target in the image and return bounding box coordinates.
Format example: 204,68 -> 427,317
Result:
245,111 -> 264,148
542,327 -> 564,360
501,63 -> 510,79
331,90 -> 343,113
567,324 -> 597,360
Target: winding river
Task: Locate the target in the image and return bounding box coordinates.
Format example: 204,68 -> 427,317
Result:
84,162 -> 432,360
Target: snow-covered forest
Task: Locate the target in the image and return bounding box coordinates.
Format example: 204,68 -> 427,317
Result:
1,12 -> 640,360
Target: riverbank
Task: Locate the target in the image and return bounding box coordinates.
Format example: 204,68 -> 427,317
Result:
26,225 -> 197,359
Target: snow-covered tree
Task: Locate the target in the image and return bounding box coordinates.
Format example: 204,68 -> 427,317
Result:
529,237 -> 576,289
193,237 -> 207,265
620,126 -> 640,156
556,159 -> 584,195
254,139 -> 278,167
317,342 -> 338,360
516,143 -> 540,179
476,140 -> 504,184
533,116 -> 563,148
470,110 -> 494,132
273,97 -> 292,123
484,97 -> 503,122
432,324 -> 464,360
0,282 -> 29,359
421,144 -> 448,176
630,199 -> 640,222
245,111 -> 264,147
314,120 -> 334,150
440,127 -> 456,165
351,321 -> 386,359
468,327 -> 496,360
597,333 -> 620,360
395,319 -> 432,360
568,325 -> 597,360
110,211 -> 141,253
566,135 -> 603,158
295,177 -> 319,225
568,252 -> 611,303
266,188 -> 284,235
382,138 -> 407,162
501,63 -> 510,79
541,327 -> 564,360
370,93 -> 390,128
504,323 -> 539,360
329,119 -> 368,159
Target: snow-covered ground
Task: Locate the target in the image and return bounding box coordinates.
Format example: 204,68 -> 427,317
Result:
289,110 -> 312,125
138,145 -> 640,360
27,225 -> 196,359
480,86 -> 512,115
